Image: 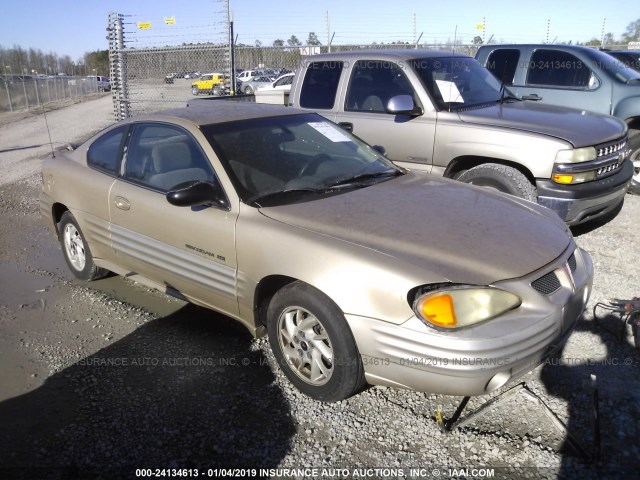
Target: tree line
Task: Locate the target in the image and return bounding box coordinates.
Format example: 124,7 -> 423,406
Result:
0,45 -> 109,77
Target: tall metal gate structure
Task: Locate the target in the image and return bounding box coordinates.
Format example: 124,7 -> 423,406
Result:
108,1 -> 231,120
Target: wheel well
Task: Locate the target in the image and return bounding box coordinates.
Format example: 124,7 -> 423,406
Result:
626,118 -> 640,136
51,203 -> 69,233
445,156 -> 536,184
253,275 -> 298,327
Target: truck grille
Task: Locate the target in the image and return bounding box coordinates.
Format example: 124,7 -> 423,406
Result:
596,139 -> 626,158
594,138 -> 627,179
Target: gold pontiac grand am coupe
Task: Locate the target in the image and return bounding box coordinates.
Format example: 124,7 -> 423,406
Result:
40,102 -> 593,402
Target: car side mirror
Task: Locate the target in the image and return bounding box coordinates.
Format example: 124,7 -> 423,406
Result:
386,95 -> 421,116
166,180 -> 229,210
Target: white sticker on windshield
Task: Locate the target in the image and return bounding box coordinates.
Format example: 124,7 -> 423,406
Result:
435,80 -> 464,103
308,122 -> 351,142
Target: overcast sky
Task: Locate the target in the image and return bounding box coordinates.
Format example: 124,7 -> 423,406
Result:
0,0 -> 637,61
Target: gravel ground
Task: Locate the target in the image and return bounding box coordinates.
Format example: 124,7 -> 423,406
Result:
0,97 -> 638,480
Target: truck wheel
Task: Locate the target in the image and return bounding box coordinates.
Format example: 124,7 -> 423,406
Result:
244,86 -> 253,94
267,281 -> 366,402
457,163 -> 537,202
628,133 -> 640,195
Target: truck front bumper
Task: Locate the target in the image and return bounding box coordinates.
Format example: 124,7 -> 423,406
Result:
536,159 -> 633,226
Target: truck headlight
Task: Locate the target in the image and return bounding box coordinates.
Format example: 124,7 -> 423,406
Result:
413,287 -> 521,329
554,147 -> 596,164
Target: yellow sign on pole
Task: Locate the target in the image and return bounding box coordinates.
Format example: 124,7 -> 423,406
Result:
137,21 -> 151,30
165,17 -> 176,25
476,23 -> 484,30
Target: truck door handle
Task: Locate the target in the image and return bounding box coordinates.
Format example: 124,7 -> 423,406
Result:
521,93 -> 542,101
114,196 -> 130,211
338,122 -> 353,132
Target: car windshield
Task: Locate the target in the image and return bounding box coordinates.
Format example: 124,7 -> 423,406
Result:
411,56 -> 505,110
202,113 -> 401,207
588,50 -> 640,82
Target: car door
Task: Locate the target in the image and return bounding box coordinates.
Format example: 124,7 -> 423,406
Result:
108,121 -> 240,316
334,59 -> 437,172
510,49 -> 611,115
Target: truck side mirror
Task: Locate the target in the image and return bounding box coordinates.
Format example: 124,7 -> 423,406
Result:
387,95 -> 421,116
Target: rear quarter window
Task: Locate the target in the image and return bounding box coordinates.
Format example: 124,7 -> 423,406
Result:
300,61 -> 344,109
87,126 -> 126,175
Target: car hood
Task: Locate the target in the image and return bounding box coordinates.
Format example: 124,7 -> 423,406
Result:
457,101 -> 625,148
260,172 -> 571,285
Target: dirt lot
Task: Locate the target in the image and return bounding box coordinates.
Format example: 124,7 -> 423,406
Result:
0,96 -> 638,479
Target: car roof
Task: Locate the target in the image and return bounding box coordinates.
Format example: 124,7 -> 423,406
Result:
304,49 -> 470,61
145,102 -> 307,126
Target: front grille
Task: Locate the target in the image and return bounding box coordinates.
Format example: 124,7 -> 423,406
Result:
596,139 -> 626,158
532,271 -> 561,295
567,252 -> 577,273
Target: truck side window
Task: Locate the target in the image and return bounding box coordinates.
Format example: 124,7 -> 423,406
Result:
346,60 -> 415,113
300,61 -> 344,109
485,49 -> 520,85
527,50 -> 593,88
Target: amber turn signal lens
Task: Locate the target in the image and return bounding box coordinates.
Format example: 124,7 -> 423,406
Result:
418,294 -> 457,327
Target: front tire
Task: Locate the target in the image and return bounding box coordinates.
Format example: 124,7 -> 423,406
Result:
267,281 -> 366,402
58,212 -> 108,281
457,163 -> 537,202
191,86 -> 199,96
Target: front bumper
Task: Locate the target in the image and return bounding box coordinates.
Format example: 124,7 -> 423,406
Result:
346,245 -> 593,396
536,159 -> 633,226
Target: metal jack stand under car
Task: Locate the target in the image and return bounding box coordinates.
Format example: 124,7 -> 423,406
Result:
435,380 -> 601,463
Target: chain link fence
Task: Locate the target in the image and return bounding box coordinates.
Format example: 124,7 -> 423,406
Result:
0,75 -> 102,113
108,1 -> 231,119
107,3 -> 637,121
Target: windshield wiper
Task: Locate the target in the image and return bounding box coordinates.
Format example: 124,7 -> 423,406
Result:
248,187 -> 331,206
329,169 -> 402,187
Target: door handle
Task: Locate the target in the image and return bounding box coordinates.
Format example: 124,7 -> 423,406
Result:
338,122 -> 353,132
114,196 -> 130,211
521,93 -> 542,101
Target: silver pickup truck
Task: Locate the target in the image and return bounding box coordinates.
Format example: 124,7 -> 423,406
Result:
286,50 -> 633,226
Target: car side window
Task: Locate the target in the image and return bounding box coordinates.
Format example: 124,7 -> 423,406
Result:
87,125 -> 126,175
485,49 -> 520,85
526,50 -> 594,88
123,123 -> 215,192
346,60 -> 416,113
276,76 -> 292,87
300,61 -> 344,109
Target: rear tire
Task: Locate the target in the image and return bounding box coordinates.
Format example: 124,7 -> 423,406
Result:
267,281 -> 366,402
58,212 -> 108,281
457,163 -> 537,202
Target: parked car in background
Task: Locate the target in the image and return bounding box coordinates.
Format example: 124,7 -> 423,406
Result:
257,73 -> 295,93
236,69 -> 264,83
241,75 -> 274,94
287,50 -> 632,225
86,75 -> 111,92
40,102 -> 593,402
184,71 -> 200,79
605,50 -> 640,73
475,44 -> 640,182
191,73 -> 226,95
164,73 -> 177,84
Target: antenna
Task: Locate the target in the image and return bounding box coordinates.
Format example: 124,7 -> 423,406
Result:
40,101 -> 55,158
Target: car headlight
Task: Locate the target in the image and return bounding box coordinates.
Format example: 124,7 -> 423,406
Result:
554,147 -> 596,164
413,287 -> 521,330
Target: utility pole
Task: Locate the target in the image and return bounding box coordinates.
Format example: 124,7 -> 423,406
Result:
546,18 -> 550,44
413,13 -> 416,46
601,18 -> 607,48
327,11 -> 331,52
